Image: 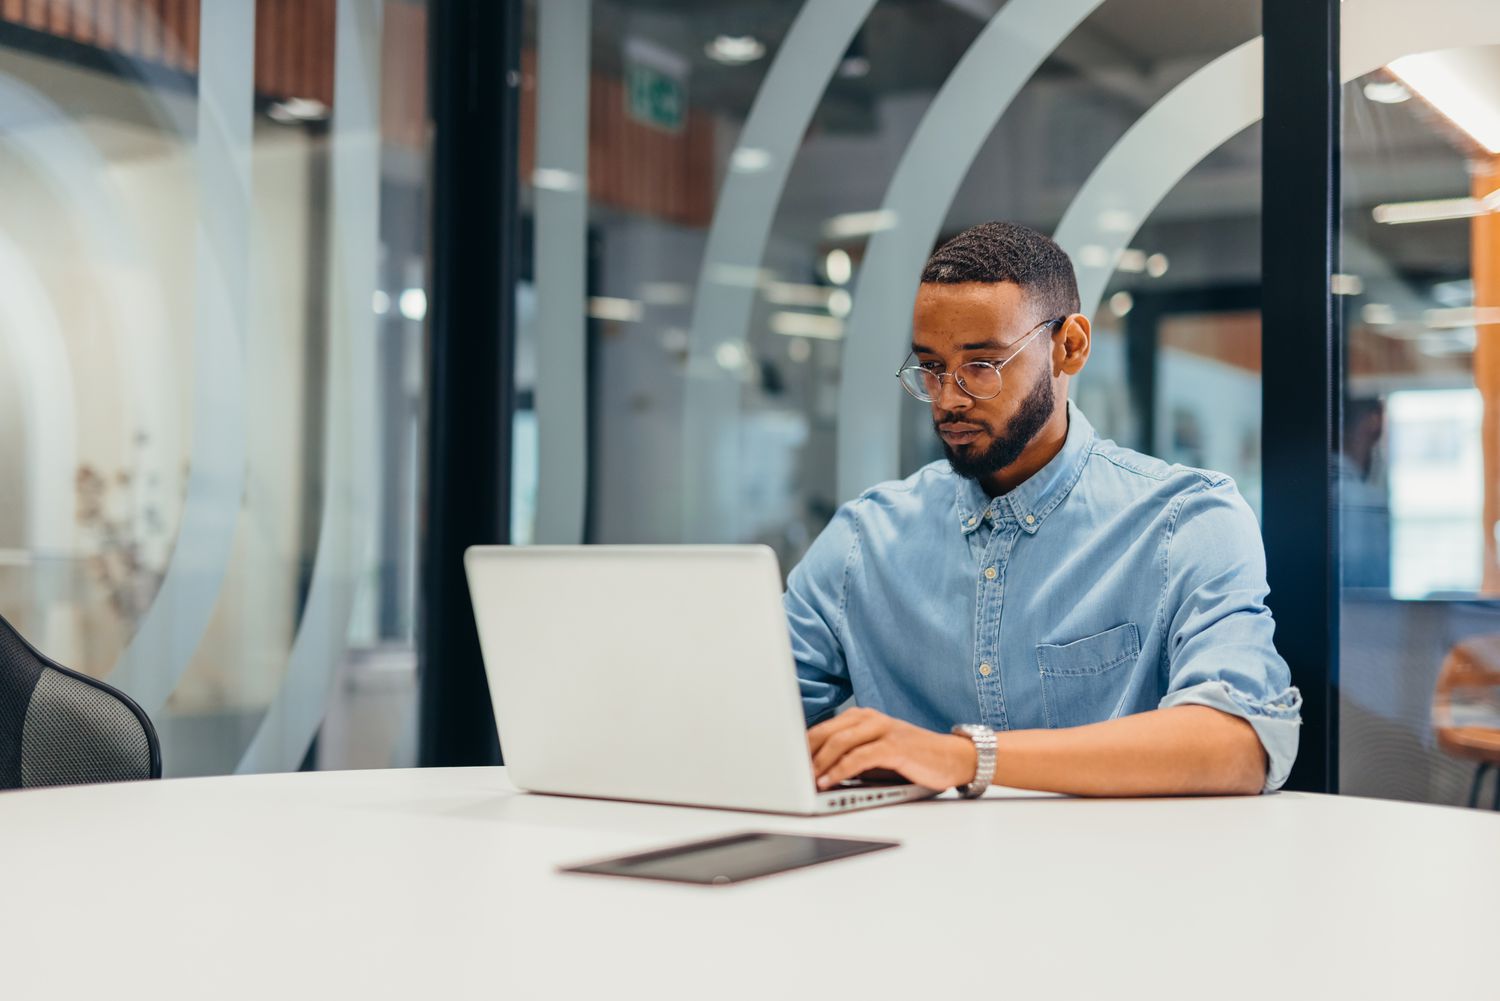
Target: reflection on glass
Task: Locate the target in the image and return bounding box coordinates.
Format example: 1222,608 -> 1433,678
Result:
0,2 -> 430,777
522,0 -> 1265,573
1341,40 -> 1500,809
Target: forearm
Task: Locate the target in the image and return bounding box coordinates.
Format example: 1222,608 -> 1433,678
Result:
987,705 -> 1267,797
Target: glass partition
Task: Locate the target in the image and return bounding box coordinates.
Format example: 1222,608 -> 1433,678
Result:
1338,7 -> 1500,806
0,0 -> 429,776
519,0 -> 1266,567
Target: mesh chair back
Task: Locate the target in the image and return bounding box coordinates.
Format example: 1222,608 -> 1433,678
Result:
0,613 -> 161,790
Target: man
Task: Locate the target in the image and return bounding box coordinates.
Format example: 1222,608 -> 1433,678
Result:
788,222 -> 1300,798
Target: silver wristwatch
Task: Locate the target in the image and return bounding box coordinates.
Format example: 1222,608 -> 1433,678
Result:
950,724 -> 997,798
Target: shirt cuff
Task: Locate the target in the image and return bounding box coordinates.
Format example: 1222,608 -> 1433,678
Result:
1158,679 -> 1303,793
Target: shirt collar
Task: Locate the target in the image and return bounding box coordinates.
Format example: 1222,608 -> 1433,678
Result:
953,399 -> 1096,536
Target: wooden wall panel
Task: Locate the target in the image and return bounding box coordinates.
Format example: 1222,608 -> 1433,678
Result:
379,0 -> 427,149
1472,157 -> 1500,594
0,0 -> 334,103
520,48 -> 711,228
72,0 -> 95,44
45,0 -> 69,35
0,3 -> 713,226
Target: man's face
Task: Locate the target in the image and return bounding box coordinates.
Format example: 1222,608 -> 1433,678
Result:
909,281 -> 1060,482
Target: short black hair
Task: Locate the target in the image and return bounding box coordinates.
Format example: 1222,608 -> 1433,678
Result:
920,221 -> 1080,319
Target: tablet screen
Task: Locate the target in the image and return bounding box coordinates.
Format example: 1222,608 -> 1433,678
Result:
561,831 -> 899,885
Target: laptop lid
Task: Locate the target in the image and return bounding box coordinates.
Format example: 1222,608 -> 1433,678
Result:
464,545 -> 821,813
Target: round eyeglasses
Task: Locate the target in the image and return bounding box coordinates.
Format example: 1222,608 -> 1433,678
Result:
895,316 -> 1064,403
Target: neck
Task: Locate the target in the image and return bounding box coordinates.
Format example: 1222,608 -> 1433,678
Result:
981,404 -> 1070,496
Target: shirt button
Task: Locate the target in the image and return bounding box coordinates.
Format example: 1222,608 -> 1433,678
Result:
984,567 -> 997,580
979,663 -> 993,676
1025,514 -> 1036,525
967,516 -> 978,526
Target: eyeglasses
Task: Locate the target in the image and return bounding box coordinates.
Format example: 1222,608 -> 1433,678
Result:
895,316 -> 1065,403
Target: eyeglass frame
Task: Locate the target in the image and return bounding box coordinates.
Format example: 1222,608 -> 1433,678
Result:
895,315 -> 1067,403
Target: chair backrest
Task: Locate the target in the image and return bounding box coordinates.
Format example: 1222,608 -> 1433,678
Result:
0,613 -> 161,790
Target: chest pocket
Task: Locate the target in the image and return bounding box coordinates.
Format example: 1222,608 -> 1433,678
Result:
1036,623 -> 1141,729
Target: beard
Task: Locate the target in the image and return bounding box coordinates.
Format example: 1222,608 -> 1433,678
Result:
937,366 -> 1055,482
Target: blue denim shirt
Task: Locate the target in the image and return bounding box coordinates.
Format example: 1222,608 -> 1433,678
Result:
785,402 -> 1302,792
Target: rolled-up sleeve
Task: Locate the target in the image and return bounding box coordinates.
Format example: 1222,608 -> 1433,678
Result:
1157,479 -> 1302,792
784,503 -> 859,725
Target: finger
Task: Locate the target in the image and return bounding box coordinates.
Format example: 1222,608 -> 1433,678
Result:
818,743 -> 885,789
811,718 -> 886,777
807,707 -> 872,756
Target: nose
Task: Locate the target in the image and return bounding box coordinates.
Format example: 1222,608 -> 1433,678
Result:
935,374 -> 971,411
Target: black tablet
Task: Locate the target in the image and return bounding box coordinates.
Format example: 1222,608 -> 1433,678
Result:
560,831 -> 899,886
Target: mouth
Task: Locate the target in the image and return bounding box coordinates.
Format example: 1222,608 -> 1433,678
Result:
938,423 -> 985,447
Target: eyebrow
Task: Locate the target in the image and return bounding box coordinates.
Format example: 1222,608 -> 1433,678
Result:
911,339 -> 1007,355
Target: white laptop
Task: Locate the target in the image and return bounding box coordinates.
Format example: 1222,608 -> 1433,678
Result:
464,545 -> 937,815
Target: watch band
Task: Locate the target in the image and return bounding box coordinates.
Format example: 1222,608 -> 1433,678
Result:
951,724 -> 997,798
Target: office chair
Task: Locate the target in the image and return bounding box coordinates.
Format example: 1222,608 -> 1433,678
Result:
0,611 -> 161,790
1432,634 -> 1500,810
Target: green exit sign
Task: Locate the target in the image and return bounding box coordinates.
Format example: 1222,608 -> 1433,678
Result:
625,59 -> 685,133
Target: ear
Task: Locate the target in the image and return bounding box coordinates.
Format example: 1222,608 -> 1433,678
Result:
1055,314 -> 1091,376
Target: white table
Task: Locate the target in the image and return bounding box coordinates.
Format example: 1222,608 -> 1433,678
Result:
3,767 -> 1497,1000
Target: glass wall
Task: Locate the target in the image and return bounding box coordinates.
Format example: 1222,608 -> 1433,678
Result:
0,0 -> 429,776
1339,4 -> 1500,808
518,0 -> 1266,570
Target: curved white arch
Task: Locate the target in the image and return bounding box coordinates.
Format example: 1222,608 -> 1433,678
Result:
104,0 -> 253,716
0,235 -> 77,561
681,0 -> 877,541
237,0 -> 382,774
835,0 -> 1106,504
532,0 -> 592,545
0,73 -> 181,651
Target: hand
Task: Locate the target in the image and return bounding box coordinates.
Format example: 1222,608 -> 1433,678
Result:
807,707 -> 978,791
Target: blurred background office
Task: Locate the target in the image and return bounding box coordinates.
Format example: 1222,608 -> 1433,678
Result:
1,0 -> 1499,809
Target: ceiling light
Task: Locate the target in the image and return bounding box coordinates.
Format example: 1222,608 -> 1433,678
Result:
1424,306 -> 1500,329
714,342 -> 747,370
587,296 -> 644,322
1363,79 -> 1411,104
1331,274 -> 1364,296
1372,196 -> 1485,224
828,289 -> 853,318
730,147 -> 773,173
399,288 -> 427,322
764,282 -> 834,308
1116,249 -> 1147,274
706,35 -> 765,65
824,249 -> 852,286
1145,253 -> 1169,278
1109,291 -> 1134,317
532,168 -> 582,192
267,97 -> 329,124
1389,51 -> 1500,154
770,312 -> 844,340
372,290 -> 391,315
822,209 -> 898,240
1361,303 -> 1396,326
